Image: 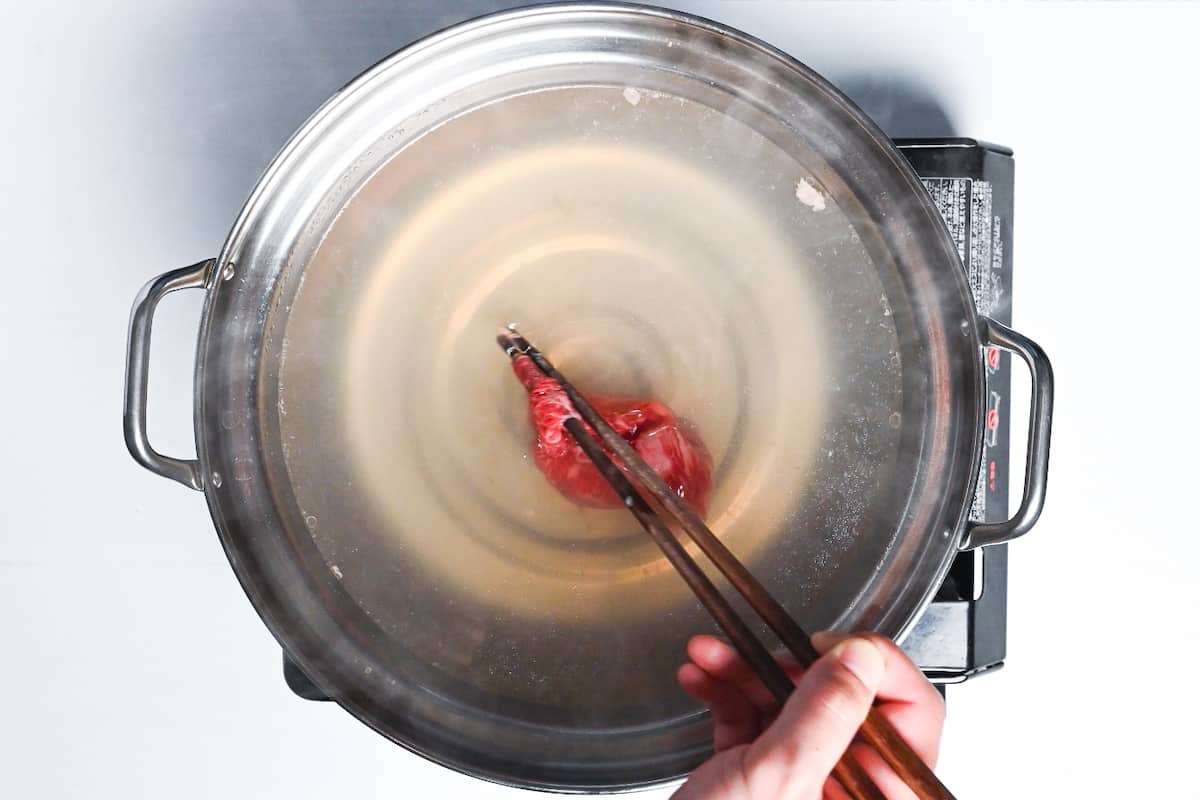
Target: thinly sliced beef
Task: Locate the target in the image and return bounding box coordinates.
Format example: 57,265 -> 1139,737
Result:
511,354 -> 712,515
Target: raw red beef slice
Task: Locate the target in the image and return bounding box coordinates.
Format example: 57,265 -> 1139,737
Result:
511,354 -> 713,515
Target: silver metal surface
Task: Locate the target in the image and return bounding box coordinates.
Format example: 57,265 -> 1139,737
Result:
123,259 -> 214,491
121,3 -> 1048,792
960,318 -> 1054,550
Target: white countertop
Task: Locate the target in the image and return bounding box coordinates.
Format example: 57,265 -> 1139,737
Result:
2,2 -> 1196,797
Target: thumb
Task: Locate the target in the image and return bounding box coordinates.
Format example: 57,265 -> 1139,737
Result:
742,637 -> 885,796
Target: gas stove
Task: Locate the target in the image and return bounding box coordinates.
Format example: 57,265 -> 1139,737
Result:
281,137 -> 1017,700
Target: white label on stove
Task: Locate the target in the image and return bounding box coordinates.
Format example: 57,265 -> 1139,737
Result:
923,178 -> 970,263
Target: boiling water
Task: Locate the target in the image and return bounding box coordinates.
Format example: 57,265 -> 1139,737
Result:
276,86 -> 899,710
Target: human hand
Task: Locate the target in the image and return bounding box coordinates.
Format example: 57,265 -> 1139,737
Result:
673,632 -> 944,800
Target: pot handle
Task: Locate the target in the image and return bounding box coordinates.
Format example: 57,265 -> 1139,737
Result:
123,259 -> 215,491
959,319 -> 1054,550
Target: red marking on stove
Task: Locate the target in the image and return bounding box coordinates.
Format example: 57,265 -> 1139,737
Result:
986,408 -> 1000,432
988,460 -> 996,492
987,347 -> 1001,370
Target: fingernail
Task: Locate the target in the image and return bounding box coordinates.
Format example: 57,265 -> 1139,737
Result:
831,637 -> 884,691
811,630 -> 844,653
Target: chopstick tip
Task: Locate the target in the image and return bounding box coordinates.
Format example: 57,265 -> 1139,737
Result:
497,324 -> 536,359
497,324 -> 527,357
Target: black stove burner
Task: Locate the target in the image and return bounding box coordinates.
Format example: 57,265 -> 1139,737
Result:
281,138 -> 1017,701
896,139 -> 1015,685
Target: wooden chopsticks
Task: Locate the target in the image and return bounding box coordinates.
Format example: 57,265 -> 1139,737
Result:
498,326 -> 957,800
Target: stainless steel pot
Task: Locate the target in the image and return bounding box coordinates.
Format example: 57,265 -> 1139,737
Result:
123,4 -> 1052,792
